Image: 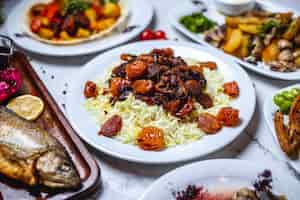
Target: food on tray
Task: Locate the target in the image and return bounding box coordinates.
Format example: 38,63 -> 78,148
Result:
7,94 -> 45,121
175,170 -> 286,200
274,89 -> 300,158
84,48 -> 240,151
180,12 -> 216,33
25,0 -> 128,45
0,67 -> 22,103
0,106 -> 81,188
203,10 -> 300,72
139,29 -> 167,41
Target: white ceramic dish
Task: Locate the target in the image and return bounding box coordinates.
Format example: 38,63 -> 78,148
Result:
66,40 -> 256,164
169,0 -> 300,80
264,83 -> 300,173
6,0 -> 153,56
139,159 -> 300,200
214,0 -> 255,16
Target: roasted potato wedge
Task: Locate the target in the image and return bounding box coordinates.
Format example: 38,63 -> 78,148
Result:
276,12 -> 293,25
262,40 -> 280,62
283,17 -> 300,40
226,16 -> 265,28
223,29 -> 243,53
238,24 -> 261,34
239,34 -> 251,58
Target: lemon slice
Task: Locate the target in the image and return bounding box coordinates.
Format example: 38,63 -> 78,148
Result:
7,95 -> 45,121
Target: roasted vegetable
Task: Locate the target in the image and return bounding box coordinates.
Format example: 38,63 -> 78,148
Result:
262,40 -> 280,63
283,17 -> 300,40
223,29 -> 243,53
102,2 -> 121,18
239,34 -> 251,58
259,19 -> 280,37
180,12 -> 216,33
226,16 -> 265,28
239,24 -> 261,34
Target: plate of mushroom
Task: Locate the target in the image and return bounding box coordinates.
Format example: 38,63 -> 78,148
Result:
169,0 -> 300,80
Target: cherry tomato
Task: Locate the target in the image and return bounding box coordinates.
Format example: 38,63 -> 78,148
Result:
140,29 -> 155,40
154,30 -> 167,40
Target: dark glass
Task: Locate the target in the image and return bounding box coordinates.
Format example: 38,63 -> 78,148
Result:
0,35 -> 13,69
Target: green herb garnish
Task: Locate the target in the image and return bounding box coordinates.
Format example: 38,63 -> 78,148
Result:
259,19 -> 280,37
180,13 -> 216,33
63,0 -> 90,15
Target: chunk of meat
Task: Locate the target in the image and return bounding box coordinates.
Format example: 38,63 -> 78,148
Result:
185,80 -> 202,96
217,107 -> 240,127
163,99 -> 181,114
132,80 -> 153,94
198,113 -> 222,134
175,99 -> 194,118
223,81 -> 239,98
137,127 -> 165,151
198,61 -> 217,70
197,93 -> 213,109
125,60 -> 148,80
109,77 -> 130,97
84,81 -> 98,98
151,48 -> 174,57
62,15 -> 76,35
120,54 -> 137,61
99,115 -> 122,137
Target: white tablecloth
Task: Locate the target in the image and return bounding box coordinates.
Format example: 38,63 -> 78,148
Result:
1,1 -> 300,199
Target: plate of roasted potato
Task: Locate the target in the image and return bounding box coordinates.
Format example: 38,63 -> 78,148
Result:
169,0 -> 300,80
7,0 -> 153,56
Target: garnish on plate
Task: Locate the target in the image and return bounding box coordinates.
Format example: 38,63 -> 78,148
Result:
180,12 -> 216,33
7,94 -> 45,121
0,67 -> 22,103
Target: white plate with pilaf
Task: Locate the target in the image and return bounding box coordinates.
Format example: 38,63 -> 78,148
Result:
66,41 -> 256,164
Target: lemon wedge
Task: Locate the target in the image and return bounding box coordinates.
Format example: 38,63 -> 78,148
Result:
7,95 -> 45,121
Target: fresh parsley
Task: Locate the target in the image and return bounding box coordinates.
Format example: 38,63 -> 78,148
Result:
63,0 -> 90,15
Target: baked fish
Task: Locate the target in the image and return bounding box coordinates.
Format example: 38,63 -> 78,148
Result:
0,107 -> 80,188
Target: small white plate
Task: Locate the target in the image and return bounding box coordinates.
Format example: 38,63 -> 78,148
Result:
66,40 -> 256,164
139,159 -> 299,200
264,83 -> 300,173
169,0 -> 300,80
6,0 -> 153,56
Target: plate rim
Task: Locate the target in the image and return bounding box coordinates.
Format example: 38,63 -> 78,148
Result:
66,40 -> 256,164
6,0 -> 154,57
168,0 -> 300,80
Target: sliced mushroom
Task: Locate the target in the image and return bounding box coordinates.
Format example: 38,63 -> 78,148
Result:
251,37 -> 263,58
278,49 -> 293,61
294,34 -> 300,46
277,39 -> 293,50
264,27 -> 277,46
293,49 -> 300,58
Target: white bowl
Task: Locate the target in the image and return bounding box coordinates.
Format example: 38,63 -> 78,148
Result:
214,0 -> 255,16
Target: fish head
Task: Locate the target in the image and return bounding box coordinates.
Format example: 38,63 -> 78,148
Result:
36,150 -> 81,188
